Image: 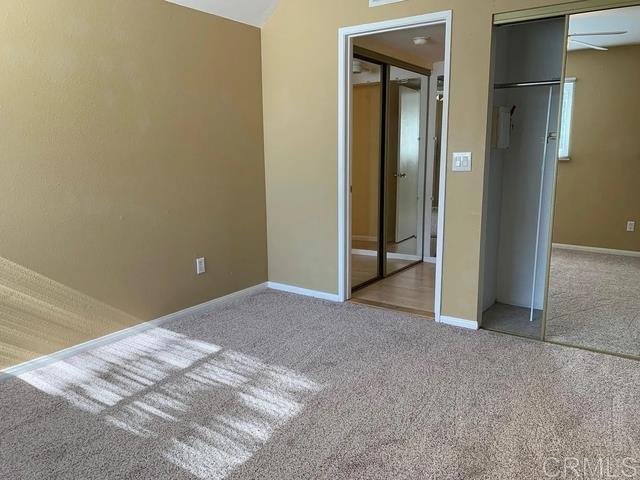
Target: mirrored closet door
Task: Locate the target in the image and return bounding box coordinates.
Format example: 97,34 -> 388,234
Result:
350,50 -> 428,292
544,5 -> 640,358
351,58 -> 383,289
384,66 -> 426,277
483,4 -> 640,360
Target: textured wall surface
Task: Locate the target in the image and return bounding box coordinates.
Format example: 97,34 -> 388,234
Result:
0,0 -> 268,368
261,0 -> 593,320
352,84 -> 382,240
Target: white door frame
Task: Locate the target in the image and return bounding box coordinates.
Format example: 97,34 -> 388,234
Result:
337,11 -> 452,323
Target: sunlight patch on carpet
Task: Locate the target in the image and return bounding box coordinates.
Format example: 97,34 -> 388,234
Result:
19,327 -> 321,479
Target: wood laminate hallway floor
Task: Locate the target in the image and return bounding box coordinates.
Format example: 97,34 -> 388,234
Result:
352,262 -> 435,317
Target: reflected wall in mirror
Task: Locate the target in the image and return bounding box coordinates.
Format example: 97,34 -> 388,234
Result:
351,59 -> 383,289
545,6 -> 640,358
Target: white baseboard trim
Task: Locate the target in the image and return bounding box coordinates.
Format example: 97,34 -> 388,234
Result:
351,249 -> 422,262
439,315 -> 479,330
553,243 -> 640,258
388,252 -> 422,261
267,282 -> 341,302
352,248 -> 377,257
422,256 -> 437,264
0,282 -> 268,379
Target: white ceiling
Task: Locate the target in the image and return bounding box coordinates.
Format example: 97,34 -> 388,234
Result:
355,24 -> 446,69
569,5 -> 640,50
165,0 -> 279,27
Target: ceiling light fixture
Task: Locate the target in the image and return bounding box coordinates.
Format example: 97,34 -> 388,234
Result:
412,36 -> 430,46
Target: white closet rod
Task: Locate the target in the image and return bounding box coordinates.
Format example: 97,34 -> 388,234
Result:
494,79 -> 561,89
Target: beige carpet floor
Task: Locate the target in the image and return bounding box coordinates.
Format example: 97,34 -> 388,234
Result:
546,248 -> 640,358
1,289 -> 639,479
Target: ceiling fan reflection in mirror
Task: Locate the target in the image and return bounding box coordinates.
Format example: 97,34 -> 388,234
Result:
568,30 -> 628,51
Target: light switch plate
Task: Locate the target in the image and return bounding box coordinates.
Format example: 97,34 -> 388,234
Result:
627,221 -> 636,232
452,152 -> 472,172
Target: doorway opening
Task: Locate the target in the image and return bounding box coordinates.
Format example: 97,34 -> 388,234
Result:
338,13 -> 452,319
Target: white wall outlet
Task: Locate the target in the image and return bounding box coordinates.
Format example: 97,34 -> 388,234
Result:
452,152 -> 472,172
196,257 -> 206,275
627,221 -> 636,232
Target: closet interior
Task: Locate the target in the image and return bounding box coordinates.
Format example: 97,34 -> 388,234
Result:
481,17 -> 566,339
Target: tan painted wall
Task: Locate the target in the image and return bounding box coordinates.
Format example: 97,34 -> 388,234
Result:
0,0 -> 267,368
553,45 -> 640,251
352,84 -> 381,239
262,0 -> 595,320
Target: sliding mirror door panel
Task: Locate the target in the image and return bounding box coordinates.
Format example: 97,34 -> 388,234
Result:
351,59 -> 383,289
544,6 -> 640,358
384,66 -> 426,276
482,17 -> 566,339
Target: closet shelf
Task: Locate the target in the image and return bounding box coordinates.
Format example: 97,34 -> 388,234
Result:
494,79 -> 561,89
